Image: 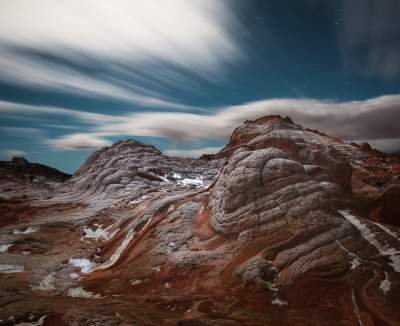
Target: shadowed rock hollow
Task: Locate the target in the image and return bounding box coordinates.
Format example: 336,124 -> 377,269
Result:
0,115 -> 399,325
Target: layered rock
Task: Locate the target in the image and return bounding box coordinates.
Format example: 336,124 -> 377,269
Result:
0,116 -> 399,325
67,139 -> 221,202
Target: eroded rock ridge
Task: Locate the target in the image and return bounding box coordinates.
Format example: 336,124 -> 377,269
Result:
1,116 -> 399,325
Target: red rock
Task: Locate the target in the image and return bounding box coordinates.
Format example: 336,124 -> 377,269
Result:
0,115 -> 399,325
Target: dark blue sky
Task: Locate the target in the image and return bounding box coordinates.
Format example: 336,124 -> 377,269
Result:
1,0 -> 400,173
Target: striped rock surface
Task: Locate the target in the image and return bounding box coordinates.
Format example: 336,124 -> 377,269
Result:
0,116 -> 399,325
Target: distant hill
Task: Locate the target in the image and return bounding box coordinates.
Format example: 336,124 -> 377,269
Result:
0,156 -> 71,182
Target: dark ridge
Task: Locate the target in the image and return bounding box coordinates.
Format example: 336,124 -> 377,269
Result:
0,156 -> 71,182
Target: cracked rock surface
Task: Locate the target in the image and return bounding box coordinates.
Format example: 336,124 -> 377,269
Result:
1,115 -> 400,325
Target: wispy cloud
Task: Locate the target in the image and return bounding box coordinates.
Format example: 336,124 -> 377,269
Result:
0,126 -> 45,139
46,133 -> 111,150
94,95 -> 400,142
42,124 -> 78,130
0,52 -> 204,111
0,1 -> 244,108
22,94 -> 400,151
2,95 -> 399,152
1,149 -> 27,159
0,100 -> 123,125
0,1 -> 241,69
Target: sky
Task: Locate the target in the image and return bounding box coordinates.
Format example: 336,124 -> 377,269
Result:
0,0 -> 400,173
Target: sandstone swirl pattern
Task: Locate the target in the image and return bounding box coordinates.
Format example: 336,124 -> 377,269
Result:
0,116 -> 399,325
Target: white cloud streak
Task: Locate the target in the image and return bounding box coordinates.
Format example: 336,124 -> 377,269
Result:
0,126 -> 45,139
5,95 -> 398,152
0,100 -> 122,125
1,149 -> 27,159
46,133 -> 111,150
94,95 -> 400,143
0,52 -> 203,111
0,1 -> 240,69
0,0 -> 244,107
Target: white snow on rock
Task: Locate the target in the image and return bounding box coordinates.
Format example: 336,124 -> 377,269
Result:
0,264 -> 24,273
13,227 -> 39,235
0,244 -> 12,253
128,198 -> 141,205
379,271 -> 391,295
130,279 -> 144,286
81,224 -> 119,241
67,287 -> 101,299
338,210 -> 400,273
128,195 -> 148,205
15,315 -> 47,326
271,294 -> 287,306
351,288 -> 363,326
171,171 -> 206,186
68,258 -> 98,274
178,176 -> 204,188
69,272 -> 80,279
336,240 -> 361,270
160,175 -> 170,183
172,173 -> 182,179
31,273 -> 56,291
371,221 -> 399,240
152,266 -> 161,273
89,228 -> 136,272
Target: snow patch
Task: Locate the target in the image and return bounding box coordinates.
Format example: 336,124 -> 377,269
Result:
31,273 -> 55,291
178,176 -> 204,188
172,173 -> 182,179
13,227 -> 39,235
172,171 -> 206,186
0,264 -> 24,273
67,287 -> 101,299
0,244 -> 12,253
160,174 -> 170,183
81,224 -> 119,241
68,258 -> 98,274
336,240 -> 362,270
128,195 -> 148,205
379,271 -> 391,295
130,279 -> 144,286
69,272 -> 80,279
371,221 -> 399,240
351,288 -> 363,326
152,266 -> 161,273
271,294 -> 287,306
15,315 -> 47,326
89,228 -> 136,272
338,210 -> 400,273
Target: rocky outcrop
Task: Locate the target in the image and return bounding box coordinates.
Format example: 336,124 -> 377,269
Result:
67,139 -> 222,202
0,116 -> 399,325
0,156 -> 71,182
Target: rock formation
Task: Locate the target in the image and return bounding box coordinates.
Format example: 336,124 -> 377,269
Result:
0,116 -> 399,325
